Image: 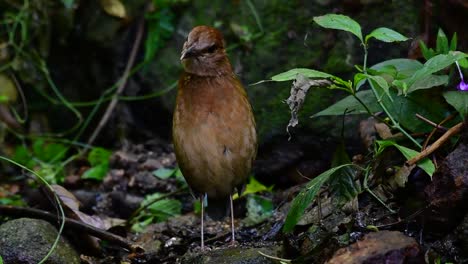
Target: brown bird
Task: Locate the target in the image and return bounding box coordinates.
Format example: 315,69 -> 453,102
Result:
173,26 -> 257,249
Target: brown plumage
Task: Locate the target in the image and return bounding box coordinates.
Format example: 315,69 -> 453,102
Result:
173,26 -> 257,249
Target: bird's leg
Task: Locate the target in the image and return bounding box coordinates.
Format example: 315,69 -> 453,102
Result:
230,194 -> 235,245
200,195 -> 205,251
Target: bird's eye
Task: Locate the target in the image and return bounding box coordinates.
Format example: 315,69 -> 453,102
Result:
205,45 -> 217,53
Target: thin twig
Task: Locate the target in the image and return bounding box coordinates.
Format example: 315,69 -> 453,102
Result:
422,114 -> 455,150
407,122 -> 464,166
415,113 -> 447,131
87,14 -> 146,146
0,205 -> 142,252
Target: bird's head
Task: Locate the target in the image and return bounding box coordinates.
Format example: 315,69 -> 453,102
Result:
180,26 -> 232,76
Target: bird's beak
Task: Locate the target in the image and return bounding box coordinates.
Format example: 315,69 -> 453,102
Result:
180,46 -> 196,60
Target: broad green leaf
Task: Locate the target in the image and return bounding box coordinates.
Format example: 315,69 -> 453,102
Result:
436,28 -> 449,54
405,74 -> 448,94
283,164 -> 354,232
153,168 -> 176,179
444,91 -> 468,118
88,147 -> 112,166
365,27 -> 409,43
313,14 -> 363,42
406,52 -> 468,88
370,84 -> 447,133
371,58 -> 423,79
376,140 -> 435,177
312,90 -> 382,117
271,68 -> 333,82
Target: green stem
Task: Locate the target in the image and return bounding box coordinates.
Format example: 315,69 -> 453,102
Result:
361,44 -> 422,149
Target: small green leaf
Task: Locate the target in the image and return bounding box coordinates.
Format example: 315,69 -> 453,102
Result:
365,27 -> 409,44
88,147 -> 112,166
143,193 -> 182,222
153,167 -> 176,179
419,41 -> 434,60
329,143 -> 360,205
436,28 -> 449,54
82,164 -> 109,180
234,176 -> 273,199
450,32 -> 457,51
271,68 -> 333,82
443,91 -> 468,118
313,14 -> 363,42
283,164 -> 354,232
376,140 -> 435,177
353,73 -> 367,90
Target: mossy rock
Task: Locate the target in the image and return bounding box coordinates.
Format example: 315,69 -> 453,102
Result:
0,218 -> 80,264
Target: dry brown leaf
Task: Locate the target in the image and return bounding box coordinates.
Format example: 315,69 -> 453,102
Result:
374,123 -> 393,139
99,0 -> 127,18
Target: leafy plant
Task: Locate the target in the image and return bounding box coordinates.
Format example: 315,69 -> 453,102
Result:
272,14 -> 467,232
81,147 -> 112,181
131,192 -> 182,232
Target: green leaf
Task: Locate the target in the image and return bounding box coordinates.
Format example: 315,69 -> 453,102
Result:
444,91 -> 468,118
283,164 -> 354,232
436,28 -> 449,54
312,90 -> 382,117
81,164 -> 109,180
234,176 -> 273,199
0,254 -> 3,264
153,167 -> 176,179
32,140 -> 67,163
405,51 -> 468,88
365,27 -> 409,43
371,58 -> 423,78
144,193 -> 182,222
405,74 -> 449,94
329,143 -> 361,205
144,8 -> 175,62
353,73 -> 367,90
88,147 -> 112,166
271,68 -> 334,82
376,140 -> 435,177
366,74 -> 391,101
450,32 -> 457,51
313,14 -> 363,42
419,41 -> 434,60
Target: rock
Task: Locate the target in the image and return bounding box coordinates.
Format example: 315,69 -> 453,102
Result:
326,231 -> 422,264
424,143 -> 468,234
179,245 -> 282,264
0,218 -> 80,264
